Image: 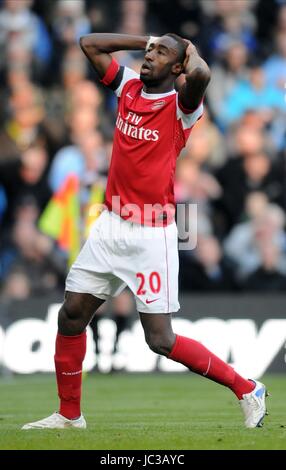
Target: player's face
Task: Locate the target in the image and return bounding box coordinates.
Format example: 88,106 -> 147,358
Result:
140,36 -> 182,86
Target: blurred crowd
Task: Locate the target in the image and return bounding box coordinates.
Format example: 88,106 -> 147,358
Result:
0,0 -> 286,303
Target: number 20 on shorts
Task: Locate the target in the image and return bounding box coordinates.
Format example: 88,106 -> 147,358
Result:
136,272 -> 161,295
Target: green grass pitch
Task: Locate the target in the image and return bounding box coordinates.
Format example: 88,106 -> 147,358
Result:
0,373 -> 285,450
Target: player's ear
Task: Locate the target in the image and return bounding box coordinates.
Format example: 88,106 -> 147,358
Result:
172,62 -> 184,76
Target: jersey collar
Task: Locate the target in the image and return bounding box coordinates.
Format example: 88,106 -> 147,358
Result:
141,89 -> 176,100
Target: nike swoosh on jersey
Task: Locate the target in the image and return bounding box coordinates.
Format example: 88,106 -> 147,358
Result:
146,298 -> 160,304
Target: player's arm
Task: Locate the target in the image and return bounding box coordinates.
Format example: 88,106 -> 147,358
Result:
79,33 -> 149,80
178,42 -> 210,111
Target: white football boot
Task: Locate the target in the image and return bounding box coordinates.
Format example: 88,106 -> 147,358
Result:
240,380 -> 269,428
22,412 -> 86,430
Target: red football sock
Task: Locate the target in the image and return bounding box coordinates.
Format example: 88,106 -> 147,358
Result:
168,335 -> 254,399
54,331 -> 86,419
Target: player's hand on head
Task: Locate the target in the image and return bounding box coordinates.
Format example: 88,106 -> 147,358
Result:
183,42 -> 196,72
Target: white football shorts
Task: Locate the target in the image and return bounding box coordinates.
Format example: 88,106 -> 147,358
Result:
66,210 -> 180,314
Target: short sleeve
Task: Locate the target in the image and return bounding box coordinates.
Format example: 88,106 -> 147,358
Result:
114,67 -> 139,97
99,58 -> 139,97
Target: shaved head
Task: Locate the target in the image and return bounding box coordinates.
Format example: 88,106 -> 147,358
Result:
165,33 -> 187,63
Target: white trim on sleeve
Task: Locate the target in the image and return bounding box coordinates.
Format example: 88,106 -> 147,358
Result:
176,94 -> 204,130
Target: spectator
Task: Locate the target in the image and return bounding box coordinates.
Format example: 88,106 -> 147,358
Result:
199,0 -> 257,62
119,0 -> 146,35
0,82 -> 46,162
0,197 -> 66,294
184,110 -> 227,169
242,242 -> 286,291
224,202 -> 286,280
215,126 -> 284,232
207,39 -> 250,128
222,63 -> 284,128
48,131 -> 105,193
0,144 -> 51,233
0,0 -> 51,79
264,23 -> 286,96
180,235 -> 237,292
52,0 -> 91,46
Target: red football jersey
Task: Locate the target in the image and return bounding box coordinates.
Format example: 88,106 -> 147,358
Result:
103,60 -> 203,226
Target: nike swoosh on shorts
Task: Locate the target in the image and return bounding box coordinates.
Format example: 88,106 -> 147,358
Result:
146,299 -> 160,304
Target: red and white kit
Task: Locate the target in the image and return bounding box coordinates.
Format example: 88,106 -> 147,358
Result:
66,59 -> 203,313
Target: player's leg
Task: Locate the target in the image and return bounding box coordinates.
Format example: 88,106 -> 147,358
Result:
139,312 -> 267,427
139,311 -> 253,393
58,291 -> 104,336
55,292 -> 105,421
22,292 -> 104,430
139,312 -> 175,356
22,211 -> 124,429
131,219 -> 250,388
53,211 -> 127,423
130,220 -> 267,428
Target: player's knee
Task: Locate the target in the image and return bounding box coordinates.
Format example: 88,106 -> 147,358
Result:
58,302 -> 85,335
145,332 -> 173,356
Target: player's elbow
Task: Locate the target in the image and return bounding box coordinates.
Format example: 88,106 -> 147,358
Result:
79,35 -> 98,55
202,66 -> 211,85
79,35 -> 89,52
